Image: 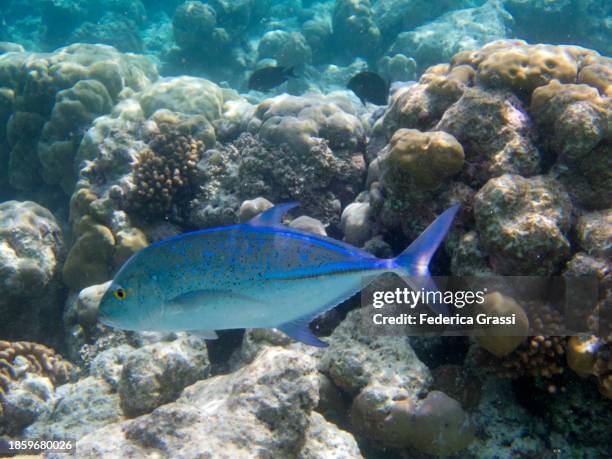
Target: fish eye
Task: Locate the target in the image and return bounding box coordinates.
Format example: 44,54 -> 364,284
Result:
113,288 -> 127,300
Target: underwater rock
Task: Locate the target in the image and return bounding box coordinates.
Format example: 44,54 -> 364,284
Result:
24,376 -> 122,441
0,373 -> 55,436
505,0 -> 612,57
531,80 -> 610,160
373,0 -> 473,39
172,1 -> 217,52
290,216 -> 328,237
76,281 -> 111,329
302,16 -> 334,65
299,411 -> 364,459
436,87 -> 540,186
575,209 -> 612,259
0,42 -> 25,54
69,15 -> 143,53
118,336 -> 211,417
451,230 -> 495,276
257,30 -> 312,69
238,197 -> 273,223
0,43 -> 157,192
389,0 -> 510,71
139,76 -> 227,122
340,201 -> 372,247
332,0 -> 381,59
578,55 -> 612,97
0,201 -> 64,340
76,348 -> 321,458
375,63 -> 473,137
377,53 -> 417,83
474,174 -> 572,275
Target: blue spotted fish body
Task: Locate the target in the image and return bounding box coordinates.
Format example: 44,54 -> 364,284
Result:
98,203 -> 459,346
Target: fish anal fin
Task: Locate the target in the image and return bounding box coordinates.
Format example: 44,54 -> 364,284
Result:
278,317 -> 328,348
248,202 -> 299,227
189,329 -> 219,339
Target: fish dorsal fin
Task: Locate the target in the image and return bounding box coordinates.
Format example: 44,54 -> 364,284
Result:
278,317 -> 328,348
248,202 -> 299,227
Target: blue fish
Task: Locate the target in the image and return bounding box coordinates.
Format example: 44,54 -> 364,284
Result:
98,203 -> 459,347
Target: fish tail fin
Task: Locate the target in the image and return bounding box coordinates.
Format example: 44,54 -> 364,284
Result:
285,66 -> 296,77
391,204 -> 460,315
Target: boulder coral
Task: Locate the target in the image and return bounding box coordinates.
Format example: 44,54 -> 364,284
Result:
63,76 -> 241,291
257,30 -> 312,68
475,292 -> 530,357
0,43 -> 157,191
381,128 -> 465,192
474,174 -> 572,275
0,201 -> 64,340
332,0 -> 381,59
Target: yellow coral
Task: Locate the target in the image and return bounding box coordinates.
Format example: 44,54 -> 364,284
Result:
385,128 -> 464,191
578,55 -> 612,97
476,292 -> 529,357
63,216 -> 115,291
450,40 -> 602,98
566,335 -> 600,376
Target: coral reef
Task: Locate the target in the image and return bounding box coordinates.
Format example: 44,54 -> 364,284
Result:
0,0 -> 610,455
74,348 -> 345,459
62,75 -> 240,291
118,336 -> 210,417
191,93 -> 366,226
388,1 -> 510,71
475,292 -> 529,357
0,43 -> 157,192
381,128 -> 465,192
473,174 -> 572,275
0,341 -> 76,396
0,201 -> 64,341
332,0 -> 380,59
0,340 -> 77,432
129,126 -> 205,220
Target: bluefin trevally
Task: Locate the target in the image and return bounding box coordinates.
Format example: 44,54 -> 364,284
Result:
98,203 -> 459,347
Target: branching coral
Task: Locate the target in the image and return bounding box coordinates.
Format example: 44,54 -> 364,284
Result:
496,335 -> 566,381
0,341 -> 77,397
129,125 -> 204,220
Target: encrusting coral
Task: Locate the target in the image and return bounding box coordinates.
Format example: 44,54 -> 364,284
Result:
129,124 -> 205,220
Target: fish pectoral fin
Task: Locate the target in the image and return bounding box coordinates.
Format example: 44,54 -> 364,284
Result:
248,202 -> 299,227
189,329 -> 219,339
277,317 -> 328,348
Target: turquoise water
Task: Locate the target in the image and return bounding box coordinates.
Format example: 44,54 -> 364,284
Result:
0,1 -> 610,458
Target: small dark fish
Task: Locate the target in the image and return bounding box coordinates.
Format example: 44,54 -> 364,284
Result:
348,71 -> 389,105
248,66 -> 295,92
